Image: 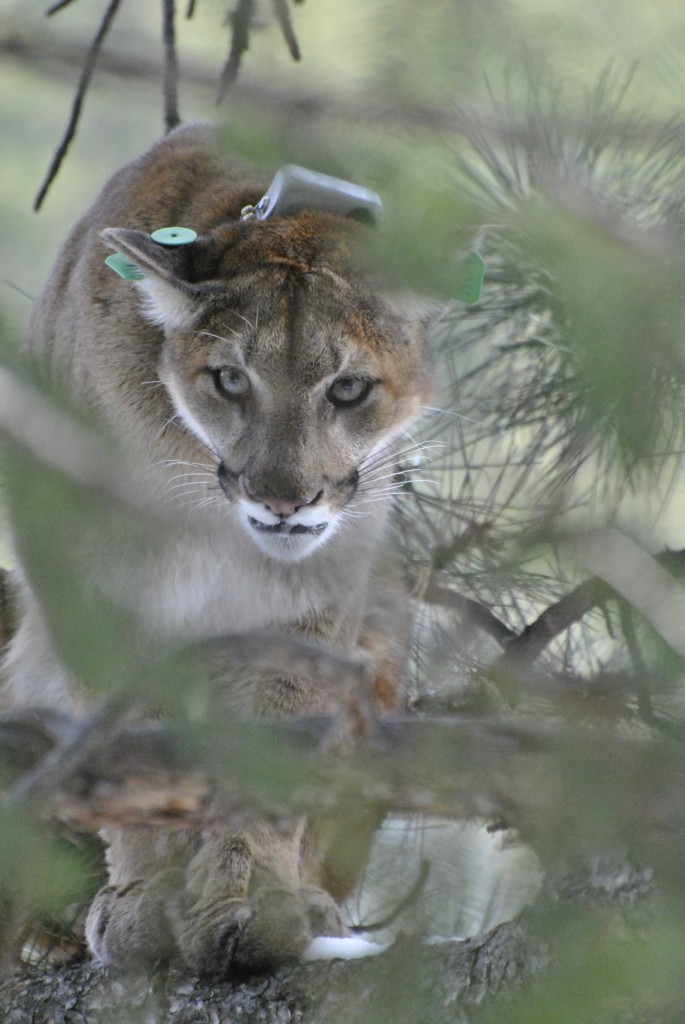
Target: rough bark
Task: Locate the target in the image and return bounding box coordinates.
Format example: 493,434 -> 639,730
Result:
0,921 -> 543,1024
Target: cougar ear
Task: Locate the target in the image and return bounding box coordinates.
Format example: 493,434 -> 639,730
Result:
101,227 -> 211,330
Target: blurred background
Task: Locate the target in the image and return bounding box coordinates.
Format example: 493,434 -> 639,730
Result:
3,0 -> 685,327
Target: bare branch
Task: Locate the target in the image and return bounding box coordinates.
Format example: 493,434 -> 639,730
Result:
0,569 -> 18,653
217,0 -> 255,102
33,0 -> 123,210
4,695 -> 132,810
162,0 -> 181,131
45,0 -> 81,14
418,578 -> 517,647
272,0 -> 301,61
216,0 -> 302,101
497,576 -> 612,668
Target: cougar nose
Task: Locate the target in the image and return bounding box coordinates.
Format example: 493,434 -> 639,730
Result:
249,490 -> 323,517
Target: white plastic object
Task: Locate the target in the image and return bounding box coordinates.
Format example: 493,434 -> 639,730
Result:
251,165 -> 382,225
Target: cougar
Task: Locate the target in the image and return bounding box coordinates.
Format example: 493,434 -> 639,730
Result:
1,123 -> 432,975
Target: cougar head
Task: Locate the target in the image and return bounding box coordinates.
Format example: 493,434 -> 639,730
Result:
102,214 -> 431,561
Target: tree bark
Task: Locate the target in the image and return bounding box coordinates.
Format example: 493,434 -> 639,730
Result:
0,920 -> 543,1024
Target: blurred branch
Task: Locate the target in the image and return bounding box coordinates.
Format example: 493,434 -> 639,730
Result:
24,0 -> 305,203
3,706 -> 685,868
575,530 -> 685,661
418,578 -> 517,647
0,569 -> 18,653
217,0 -> 255,101
0,368 -> 154,513
218,0 -> 301,101
497,577 -> 612,668
33,0 -> 123,211
4,33 -> 681,148
45,0 -> 82,13
0,629 -> 374,819
272,0 -> 301,62
421,548 -> 685,669
4,696 -> 132,810
162,0 -> 181,131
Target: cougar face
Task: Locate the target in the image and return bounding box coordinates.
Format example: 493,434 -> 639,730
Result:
105,214 -> 430,562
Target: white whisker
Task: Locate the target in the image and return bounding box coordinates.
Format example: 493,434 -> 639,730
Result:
188,495 -> 224,516
162,480 -> 217,497
163,478 -> 216,491
361,466 -> 432,486
357,479 -> 438,498
233,311 -> 256,332
349,490 -> 420,509
160,477 -> 219,500
155,458 -> 217,472
200,326 -> 243,343
173,494 -> 224,514
352,486 -> 404,502
163,467 -> 217,481
360,440 -> 446,474
420,405 -> 483,425
163,467 -> 216,480
157,413 -> 181,438
159,470 -> 217,491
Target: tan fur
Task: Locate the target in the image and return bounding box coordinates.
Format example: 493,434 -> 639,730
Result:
3,124 -> 431,974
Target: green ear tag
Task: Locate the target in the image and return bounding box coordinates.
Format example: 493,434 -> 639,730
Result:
104,252 -> 144,280
455,251 -> 485,304
150,226 -> 197,245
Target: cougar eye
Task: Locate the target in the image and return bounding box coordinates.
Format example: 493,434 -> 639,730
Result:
212,366 -> 250,399
326,376 -> 374,408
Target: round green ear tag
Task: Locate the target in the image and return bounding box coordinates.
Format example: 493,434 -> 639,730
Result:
150,226 -> 197,245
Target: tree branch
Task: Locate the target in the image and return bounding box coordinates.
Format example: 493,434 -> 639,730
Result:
272,0 -> 301,62
3,708 -> 685,861
162,0 -> 181,131
217,0 -> 255,102
0,921 -> 545,1024
497,576 -> 612,668
33,0 -> 123,210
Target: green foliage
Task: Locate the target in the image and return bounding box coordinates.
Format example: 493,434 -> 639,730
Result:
6,455 -> 140,696
0,807 -> 90,928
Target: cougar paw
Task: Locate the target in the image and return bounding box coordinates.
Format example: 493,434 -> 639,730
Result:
176,887 -> 326,977
85,870 -> 181,968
